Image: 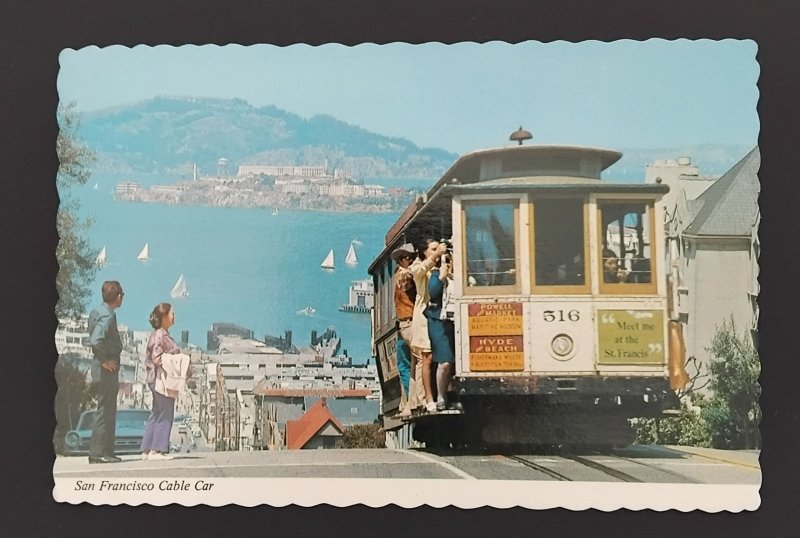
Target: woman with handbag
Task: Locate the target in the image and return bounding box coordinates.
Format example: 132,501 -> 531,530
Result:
140,303 -> 182,461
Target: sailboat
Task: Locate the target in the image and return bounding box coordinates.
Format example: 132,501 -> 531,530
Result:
137,243 -> 150,262
93,182 -> 99,191
320,249 -> 335,270
170,274 -> 188,298
95,246 -> 107,267
271,207 -> 279,216
345,242 -> 358,265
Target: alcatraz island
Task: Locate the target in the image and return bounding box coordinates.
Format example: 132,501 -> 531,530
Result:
115,162 -> 416,213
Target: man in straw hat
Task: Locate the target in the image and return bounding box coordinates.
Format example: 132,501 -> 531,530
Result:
391,243 -> 417,417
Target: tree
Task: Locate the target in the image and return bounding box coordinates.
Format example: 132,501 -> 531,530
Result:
702,318 -> 761,449
53,358 -> 96,454
56,103 -> 98,319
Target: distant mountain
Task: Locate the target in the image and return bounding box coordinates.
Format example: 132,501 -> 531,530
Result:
78,96 -> 753,182
80,96 -> 458,179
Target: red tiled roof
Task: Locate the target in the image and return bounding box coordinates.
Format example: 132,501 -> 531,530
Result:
285,398 -> 345,449
255,388 -> 372,398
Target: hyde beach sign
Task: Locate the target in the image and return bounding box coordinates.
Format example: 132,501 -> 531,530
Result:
467,302 -> 524,371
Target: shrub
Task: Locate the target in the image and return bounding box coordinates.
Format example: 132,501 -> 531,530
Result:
632,396 -> 711,447
705,319 -> 761,449
337,423 -> 385,449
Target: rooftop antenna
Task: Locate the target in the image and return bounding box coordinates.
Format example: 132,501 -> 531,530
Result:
509,126 -> 533,146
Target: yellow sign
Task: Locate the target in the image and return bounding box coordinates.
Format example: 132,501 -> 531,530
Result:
468,303 -> 525,371
597,310 -> 665,365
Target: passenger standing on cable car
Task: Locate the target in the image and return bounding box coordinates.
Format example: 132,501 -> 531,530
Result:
409,239 -> 448,413
426,254 -> 460,411
391,243 -> 416,417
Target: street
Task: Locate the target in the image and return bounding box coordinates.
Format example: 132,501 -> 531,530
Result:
54,444 -> 760,483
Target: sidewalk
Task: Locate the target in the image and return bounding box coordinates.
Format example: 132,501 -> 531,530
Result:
667,445 -> 761,469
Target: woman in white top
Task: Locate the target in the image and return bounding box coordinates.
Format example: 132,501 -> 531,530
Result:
140,303 -> 181,461
409,239 -> 448,412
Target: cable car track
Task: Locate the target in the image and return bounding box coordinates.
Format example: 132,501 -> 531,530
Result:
503,452 -> 695,483
504,455 -> 573,481
602,451 -> 702,484
561,454 -> 643,483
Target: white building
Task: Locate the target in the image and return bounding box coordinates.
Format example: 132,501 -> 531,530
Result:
649,148 -> 760,377
237,165 -> 328,178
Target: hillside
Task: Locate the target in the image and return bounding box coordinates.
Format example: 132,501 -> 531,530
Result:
80,96 -> 458,179
77,96 -> 753,182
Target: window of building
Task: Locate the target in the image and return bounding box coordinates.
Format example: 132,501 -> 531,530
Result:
462,200 -> 519,293
532,198 -> 588,292
598,201 -> 657,294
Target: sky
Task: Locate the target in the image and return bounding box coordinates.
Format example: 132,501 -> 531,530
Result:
58,40 -> 759,155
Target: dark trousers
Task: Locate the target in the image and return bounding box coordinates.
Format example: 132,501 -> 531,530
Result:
89,367 -> 119,457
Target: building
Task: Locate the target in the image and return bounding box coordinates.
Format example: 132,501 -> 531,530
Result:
285,399 -> 345,449
115,181 -> 140,195
150,184 -> 188,195
237,165 -> 329,178
645,156 -> 718,215
650,148 -> 760,378
339,279 -> 374,313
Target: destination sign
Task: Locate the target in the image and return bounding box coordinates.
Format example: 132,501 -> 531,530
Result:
468,302 -> 524,371
467,302 -> 524,336
597,309 -> 665,365
469,335 -> 524,371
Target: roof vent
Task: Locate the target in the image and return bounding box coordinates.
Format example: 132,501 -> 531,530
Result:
509,126 -> 533,146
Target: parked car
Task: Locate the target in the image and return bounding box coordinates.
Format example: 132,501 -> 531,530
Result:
63,409 -> 150,456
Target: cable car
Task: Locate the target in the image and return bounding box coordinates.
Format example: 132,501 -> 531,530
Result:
368,132 -> 685,448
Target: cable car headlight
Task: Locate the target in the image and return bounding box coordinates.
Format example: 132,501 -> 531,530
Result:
551,334 -> 574,358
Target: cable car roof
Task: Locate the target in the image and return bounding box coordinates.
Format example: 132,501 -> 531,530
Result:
448,176 -> 669,193
428,144 -> 624,197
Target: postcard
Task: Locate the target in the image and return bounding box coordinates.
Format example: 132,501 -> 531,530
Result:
53,41 -> 760,510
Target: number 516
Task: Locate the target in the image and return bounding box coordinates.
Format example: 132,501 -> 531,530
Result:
543,310 -> 580,322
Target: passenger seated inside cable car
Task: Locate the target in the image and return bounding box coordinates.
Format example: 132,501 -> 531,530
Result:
600,202 -> 653,286
603,248 -> 629,283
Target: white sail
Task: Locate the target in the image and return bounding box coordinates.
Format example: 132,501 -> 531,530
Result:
93,183 -> 99,190
137,242 -> 149,261
170,274 -> 188,298
271,207 -> 279,215
320,249 -> 335,269
345,242 -> 358,265
96,246 -> 107,267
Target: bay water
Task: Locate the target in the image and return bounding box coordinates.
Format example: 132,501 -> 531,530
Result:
75,175 -> 434,362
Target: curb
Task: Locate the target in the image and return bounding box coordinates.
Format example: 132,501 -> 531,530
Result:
667,445 -> 761,470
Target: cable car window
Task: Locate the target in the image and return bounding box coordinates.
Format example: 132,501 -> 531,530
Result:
599,202 -> 656,292
463,201 -> 518,290
533,198 -> 586,287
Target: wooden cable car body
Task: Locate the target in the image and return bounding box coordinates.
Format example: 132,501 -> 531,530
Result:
368,144 -> 679,447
